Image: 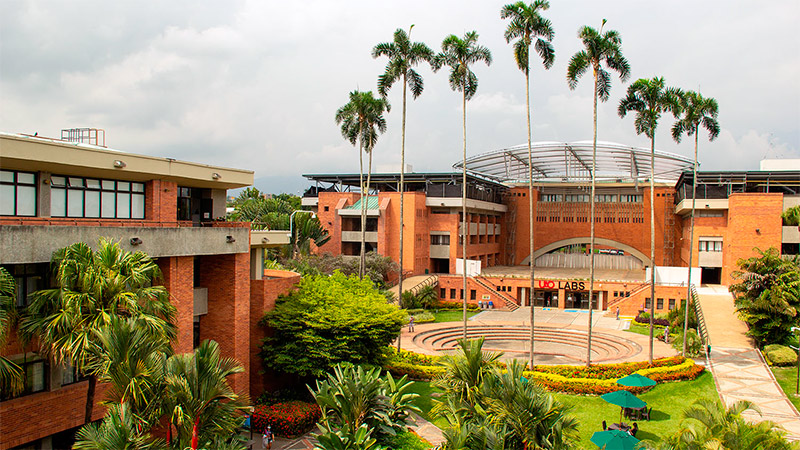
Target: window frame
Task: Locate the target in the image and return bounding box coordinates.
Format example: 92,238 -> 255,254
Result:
0,169 -> 37,217
50,175 -> 145,220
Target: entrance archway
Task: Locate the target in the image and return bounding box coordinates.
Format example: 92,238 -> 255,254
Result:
519,237 -> 652,267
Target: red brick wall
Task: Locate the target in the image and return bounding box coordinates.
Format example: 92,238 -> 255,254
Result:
0,381 -> 110,449
248,270 -> 301,398
157,256 -> 195,354
610,285 -> 688,317
145,179 -> 178,222
196,252 -> 251,395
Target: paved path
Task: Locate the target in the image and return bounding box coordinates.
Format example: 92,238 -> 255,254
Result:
696,286 -> 800,440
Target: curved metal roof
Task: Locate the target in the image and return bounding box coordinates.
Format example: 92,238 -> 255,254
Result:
455,141 -> 694,184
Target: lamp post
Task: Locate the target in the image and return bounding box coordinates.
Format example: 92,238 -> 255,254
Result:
288,210 -> 316,260
792,326 -> 800,397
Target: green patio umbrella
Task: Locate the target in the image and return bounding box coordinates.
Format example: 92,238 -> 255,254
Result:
601,390 -> 647,424
616,373 -> 656,388
590,429 -> 640,450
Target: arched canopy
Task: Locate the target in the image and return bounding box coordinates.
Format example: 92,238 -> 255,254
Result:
520,237 -> 653,267
456,141 -> 694,184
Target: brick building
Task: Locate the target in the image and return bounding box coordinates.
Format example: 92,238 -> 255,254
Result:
304,142 -> 800,316
0,130 -> 297,449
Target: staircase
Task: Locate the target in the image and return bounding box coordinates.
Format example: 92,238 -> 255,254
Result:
605,281 -> 650,313
473,275 -> 519,311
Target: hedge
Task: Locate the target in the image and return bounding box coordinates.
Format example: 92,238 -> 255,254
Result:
382,349 -> 704,394
764,344 -> 798,366
437,301 -> 480,311
251,400 -> 321,437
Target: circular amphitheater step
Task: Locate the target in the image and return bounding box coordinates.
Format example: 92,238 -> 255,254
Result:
413,325 -> 642,364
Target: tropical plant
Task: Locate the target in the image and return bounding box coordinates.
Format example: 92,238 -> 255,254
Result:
618,76 -> 681,364
335,91 -> 391,277
501,0 -> 555,369
260,272 -> 405,377
566,20 -> 630,366
73,403 -> 167,450
292,211 -> 332,256
314,424 -> 382,450
670,90 -> 721,356
435,31 -> 492,341
483,360 -> 578,449
20,238 -> 176,425
671,329 -> 703,357
164,339 -> 248,450
435,337 -> 501,406
729,248 -> 800,346
0,267 -> 23,397
668,399 -> 799,449
281,252 -> 399,290
311,363 -> 419,444
372,25 -> 434,335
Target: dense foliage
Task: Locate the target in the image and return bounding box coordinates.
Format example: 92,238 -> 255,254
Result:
260,272 -> 405,377
764,344 -> 798,367
311,364 -> 420,449
0,267 -> 23,397
782,206 -> 800,227
730,248 -> 800,346
252,401 -> 321,437
280,252 -> 399,290
671,329 -> 703,357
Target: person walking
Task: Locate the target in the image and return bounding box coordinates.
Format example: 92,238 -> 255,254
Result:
408,316 -> 415,333
262,425 -> 273,450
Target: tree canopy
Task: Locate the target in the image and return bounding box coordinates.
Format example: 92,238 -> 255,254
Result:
260,271 -> 405,377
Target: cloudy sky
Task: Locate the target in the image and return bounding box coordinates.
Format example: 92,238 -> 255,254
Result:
2,1 -> 798,194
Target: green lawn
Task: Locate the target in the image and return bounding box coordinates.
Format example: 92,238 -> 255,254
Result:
770,365 -> 800,411
625,322 -> 666,337
407,371 -> 719,448
432,310 -> 479,323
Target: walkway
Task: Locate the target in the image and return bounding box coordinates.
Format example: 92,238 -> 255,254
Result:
696,285 -> 800,440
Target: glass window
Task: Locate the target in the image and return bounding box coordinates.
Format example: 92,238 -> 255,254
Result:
51,175 -> 145,220
657,298 -> 664,309
0,170 -> 37,216
669,299 -> 676,310
450,289 -> 456,299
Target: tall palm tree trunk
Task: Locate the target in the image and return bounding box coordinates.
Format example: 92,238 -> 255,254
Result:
366,148 -> 374,269
683,129 -> 699,355
649,136 -> 656,364
397,75 -> 408,350
359,126 -> 366,278
84,374 -> 97,424
462,88 -> 468,342
586,68 -> 598,367
526,70 -> 536,368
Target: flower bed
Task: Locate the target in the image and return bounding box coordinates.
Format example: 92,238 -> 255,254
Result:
382,348 -> 704,394
437,301 -> 480,311
251,400 -> 321,437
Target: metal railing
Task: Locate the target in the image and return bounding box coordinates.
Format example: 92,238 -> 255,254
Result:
409,274 -> 439,297
690,284 -> 711,359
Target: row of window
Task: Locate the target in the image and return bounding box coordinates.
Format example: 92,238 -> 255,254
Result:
699,240 -> 723,252
0,170 -> 36,216
431,234 -> 451,245
50,176 -> 145,219
645,297 -> 681,310
540,194 -> 643,203
441,288 -> 477,300
0,357 -> 82,401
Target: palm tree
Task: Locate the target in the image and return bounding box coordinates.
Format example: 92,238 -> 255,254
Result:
73,403 -> 167,450
20,238 -> 176,424
618,77 -> 681,364
566,20 -> 630,367
435,31 -> 492,341
671,90 -> 720,355
434,337 -> 501,407
501,0 -> 555,369
0,267 -> 23,397
372,25 -> 434,350
164,339 -> 247,450
483,360 -> 578,449
335,91 -> 391,277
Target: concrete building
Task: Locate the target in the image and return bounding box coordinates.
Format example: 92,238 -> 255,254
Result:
304,141 -> 800,316
0,130 -> 297,449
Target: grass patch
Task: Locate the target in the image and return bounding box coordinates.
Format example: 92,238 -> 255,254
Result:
555,371 -> 719,448
770,366 -> 800,412
625,322 -> 665,337
433,310 -> 479,323
407,372 -> 719,448
381,430 -> 431,449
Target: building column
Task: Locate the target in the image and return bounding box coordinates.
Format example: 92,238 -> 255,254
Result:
157,256 -> 194,355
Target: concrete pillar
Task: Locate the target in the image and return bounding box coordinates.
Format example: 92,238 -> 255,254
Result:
38,172 -> 51,218
557,288 -> 566,310
250,248 -> 264,280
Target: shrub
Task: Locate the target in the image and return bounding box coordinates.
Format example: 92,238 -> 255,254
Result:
635,311 -> 670,327
667,299 -> 698,330
411,311 -> 435,323
381,431 -> 430,450
438,301 -> 480,311
251,400 -> 321,437
256,388 -> 313,406
782,205 -> 800,226
764,344 -> 798,366
671,329 -> 703,356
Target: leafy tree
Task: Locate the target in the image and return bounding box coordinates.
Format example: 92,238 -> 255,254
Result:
566,20 -> 630,366
435,31 -> 492,342
435,337 -> 501,406
372,25 -> 434,350
671,91 -> 720,355
20,238 -> 176,425
282,252 -> 399,290
618,76 -> 681,364
260,272 -> 405,377
782,206 -> 800,227
73,403 -> 167,450
729,248 -> 800,346
501,0 -> 555,369
0,267 -> 23,397
335,91 -> 391,278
